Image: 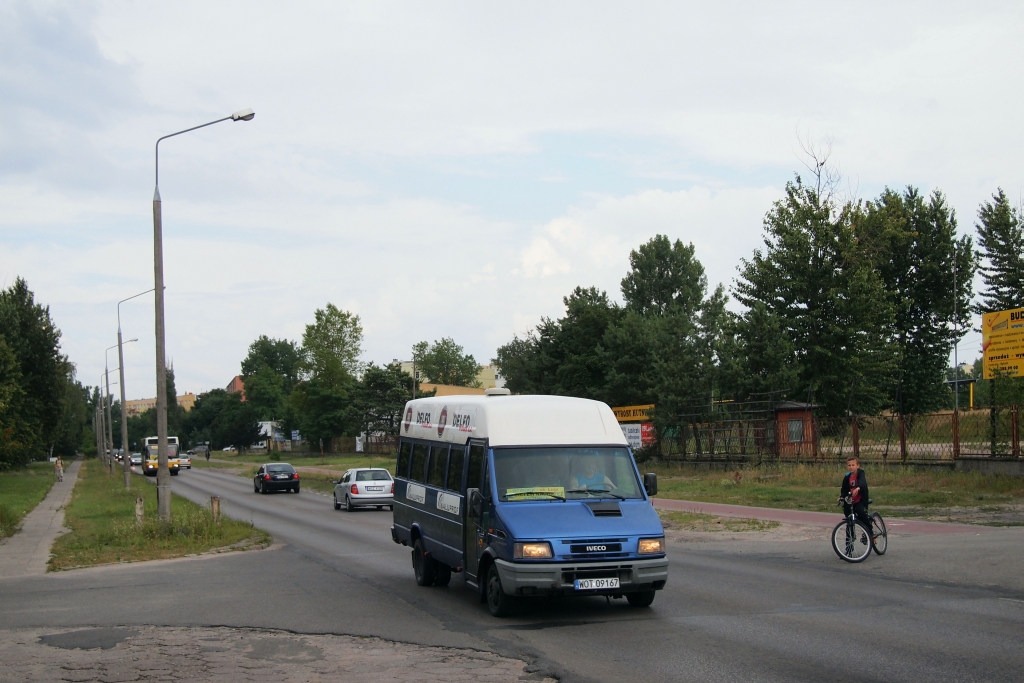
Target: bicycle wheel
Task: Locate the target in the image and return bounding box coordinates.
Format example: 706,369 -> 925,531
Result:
870,513 -> 887,555
831,520 -> 872,563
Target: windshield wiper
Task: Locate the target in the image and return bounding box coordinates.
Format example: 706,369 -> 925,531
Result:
504,491 -> 566,501
565,488 -> 625,501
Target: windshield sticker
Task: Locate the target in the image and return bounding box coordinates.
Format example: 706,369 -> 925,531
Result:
505,486 -> 565,500
438,406 -> 448,437
406,483 -> 426,504
436,491 -> 460,515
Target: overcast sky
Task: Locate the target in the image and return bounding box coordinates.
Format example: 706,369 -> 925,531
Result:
2,1 -> 1020,399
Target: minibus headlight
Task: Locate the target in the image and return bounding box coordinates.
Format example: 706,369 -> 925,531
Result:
638,538 -> 665,555
514,542 -> 553,559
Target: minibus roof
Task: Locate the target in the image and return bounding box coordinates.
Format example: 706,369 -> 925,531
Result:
400,394 -> 627,447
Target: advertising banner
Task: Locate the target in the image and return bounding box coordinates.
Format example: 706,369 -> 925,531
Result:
982,307 -> 1024,379
641,422 -> 656,447
612,404 -> 655,422
620,423 -> 642,449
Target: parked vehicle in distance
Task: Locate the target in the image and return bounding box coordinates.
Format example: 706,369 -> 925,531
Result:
130,453 -> 142,466
178,453 -> 192,469
142,436 -> 180,476
222,446 -> 237,453
334,468 -> 394,511
391,392 -> 667,617
254,463 -> 300,493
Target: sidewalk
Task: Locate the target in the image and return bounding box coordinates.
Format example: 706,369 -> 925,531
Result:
0,457 -> 82,578
652,497 -> 991,535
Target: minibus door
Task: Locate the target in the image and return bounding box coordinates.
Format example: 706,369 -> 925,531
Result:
463,440 -> 487,584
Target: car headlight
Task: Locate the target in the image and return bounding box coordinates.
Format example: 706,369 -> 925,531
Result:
638,538 -> 665,555
514,542 -> 553,559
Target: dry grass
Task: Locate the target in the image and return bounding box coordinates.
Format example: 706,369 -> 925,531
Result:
657,509 -> 779,533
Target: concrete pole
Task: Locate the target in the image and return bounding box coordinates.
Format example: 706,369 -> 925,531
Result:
97,377 -> 107,466
153,187 -> 171,521
105,365 -> 115,476
118,328 -> 131,489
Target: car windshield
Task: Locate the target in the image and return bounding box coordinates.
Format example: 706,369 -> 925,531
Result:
492,447 -> 643,501
266,464 -> 294,473
356,470 -> 392,481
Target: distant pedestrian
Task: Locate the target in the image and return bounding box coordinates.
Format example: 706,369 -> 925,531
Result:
54,456 -> 64,482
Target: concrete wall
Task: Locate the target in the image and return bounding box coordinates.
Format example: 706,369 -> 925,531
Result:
954,457 -> 1024,477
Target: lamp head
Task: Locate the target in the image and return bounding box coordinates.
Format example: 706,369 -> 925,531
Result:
231,108 -> 255,122
128,338 -> 138,343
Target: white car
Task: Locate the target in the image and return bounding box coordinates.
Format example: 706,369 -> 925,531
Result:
129,453 -> 142,466
178,453 -> 192,469
333,468 -> 394,511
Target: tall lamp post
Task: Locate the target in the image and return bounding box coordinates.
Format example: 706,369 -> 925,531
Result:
104,346 -> 124,476
152,108 -> 255,521
117,289 -> 153,488
99,370 -> 111,467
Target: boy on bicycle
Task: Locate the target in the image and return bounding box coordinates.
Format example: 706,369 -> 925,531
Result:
839,455 -> 870,526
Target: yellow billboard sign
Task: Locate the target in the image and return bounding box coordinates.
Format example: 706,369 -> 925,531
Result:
982,307 -> 1024,379
612,404 -> 655,422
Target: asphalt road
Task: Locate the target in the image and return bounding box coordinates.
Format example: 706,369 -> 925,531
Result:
2,466 -> 1022,683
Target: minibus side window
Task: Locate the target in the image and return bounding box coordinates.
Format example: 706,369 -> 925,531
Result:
426,445 -> 448,488
446,447 -> 465,492
396,441 -> 411,478
409,443 -> 428,483
466,443 -> 485,494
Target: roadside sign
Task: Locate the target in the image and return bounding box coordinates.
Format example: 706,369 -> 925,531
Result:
291,430 -> 301,441
612,404 -> 655,422
982,307 -> 1024,379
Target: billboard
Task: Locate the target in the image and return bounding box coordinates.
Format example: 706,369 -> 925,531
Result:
982,307 -> 1024,379
620,422 -> 656,449
612,404 -> 654,422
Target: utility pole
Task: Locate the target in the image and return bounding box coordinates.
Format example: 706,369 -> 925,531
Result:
98,375 -> 108,467
152,108 -> 254,522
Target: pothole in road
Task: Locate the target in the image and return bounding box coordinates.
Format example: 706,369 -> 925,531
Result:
7,625 -> 555,682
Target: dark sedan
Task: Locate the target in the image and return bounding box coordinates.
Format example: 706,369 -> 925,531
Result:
254,463 -> 300,494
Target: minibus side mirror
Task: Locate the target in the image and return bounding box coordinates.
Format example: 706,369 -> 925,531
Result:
643,472 -> 658,497
467,488 -> 482,516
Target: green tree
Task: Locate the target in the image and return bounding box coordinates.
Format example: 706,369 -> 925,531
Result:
182,389 -> 231,448
358,362 -> 417,436
0,278 -> 71,465
975,189 -> 1024,314
240,335 -> 302,420
413,337 -> 481,387
734,175 -> 897,416
621,235 -> 706,317
857,187 -> 976,414
301,304 -> 363,389
211,393 -> 262,452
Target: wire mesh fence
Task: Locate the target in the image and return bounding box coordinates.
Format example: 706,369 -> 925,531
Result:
655,405 -> 1021,463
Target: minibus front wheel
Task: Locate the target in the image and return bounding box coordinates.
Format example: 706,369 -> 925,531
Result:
626,590 -> 656,608
485,565 -> 516,617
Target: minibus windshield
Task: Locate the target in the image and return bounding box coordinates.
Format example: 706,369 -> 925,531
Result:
493,447 -> 643,501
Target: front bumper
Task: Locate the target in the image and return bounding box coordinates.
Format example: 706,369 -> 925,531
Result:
494,557 -> 668,596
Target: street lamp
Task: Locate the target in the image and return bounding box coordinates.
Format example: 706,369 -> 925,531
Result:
104,344 -> 127,476
152,108 -> 255,521
117,289 -> 153,488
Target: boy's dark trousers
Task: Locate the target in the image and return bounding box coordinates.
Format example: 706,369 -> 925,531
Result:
844,502 -> 871,527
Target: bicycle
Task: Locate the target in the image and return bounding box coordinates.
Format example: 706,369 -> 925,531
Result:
831,495 -> 887,563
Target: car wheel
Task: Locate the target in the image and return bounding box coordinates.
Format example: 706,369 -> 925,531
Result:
254,481 -> 259,493
294,485 -> 300,494
412,539 -> 436,586
434,563 -> 452,587
388,505 -> 394,511
345,495 -> 354,512
260,481 -> 267,494
485,564 -> 515,617
333,494 -> 341,510
626,590 -> 656,608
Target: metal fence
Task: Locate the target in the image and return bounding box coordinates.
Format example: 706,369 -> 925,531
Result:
655,406 -> 1021,463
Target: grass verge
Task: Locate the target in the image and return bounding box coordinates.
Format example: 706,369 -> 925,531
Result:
647,463 -> 1024,518
658,509 -> 779,533
0,462 -> 57,538
49,462 -> 270,571
211,452 -> 395,472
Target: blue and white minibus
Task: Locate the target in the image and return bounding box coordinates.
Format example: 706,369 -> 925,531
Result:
391,391 -> 668,616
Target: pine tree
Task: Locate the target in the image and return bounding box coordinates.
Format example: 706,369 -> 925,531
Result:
975,189 -> 1024,313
